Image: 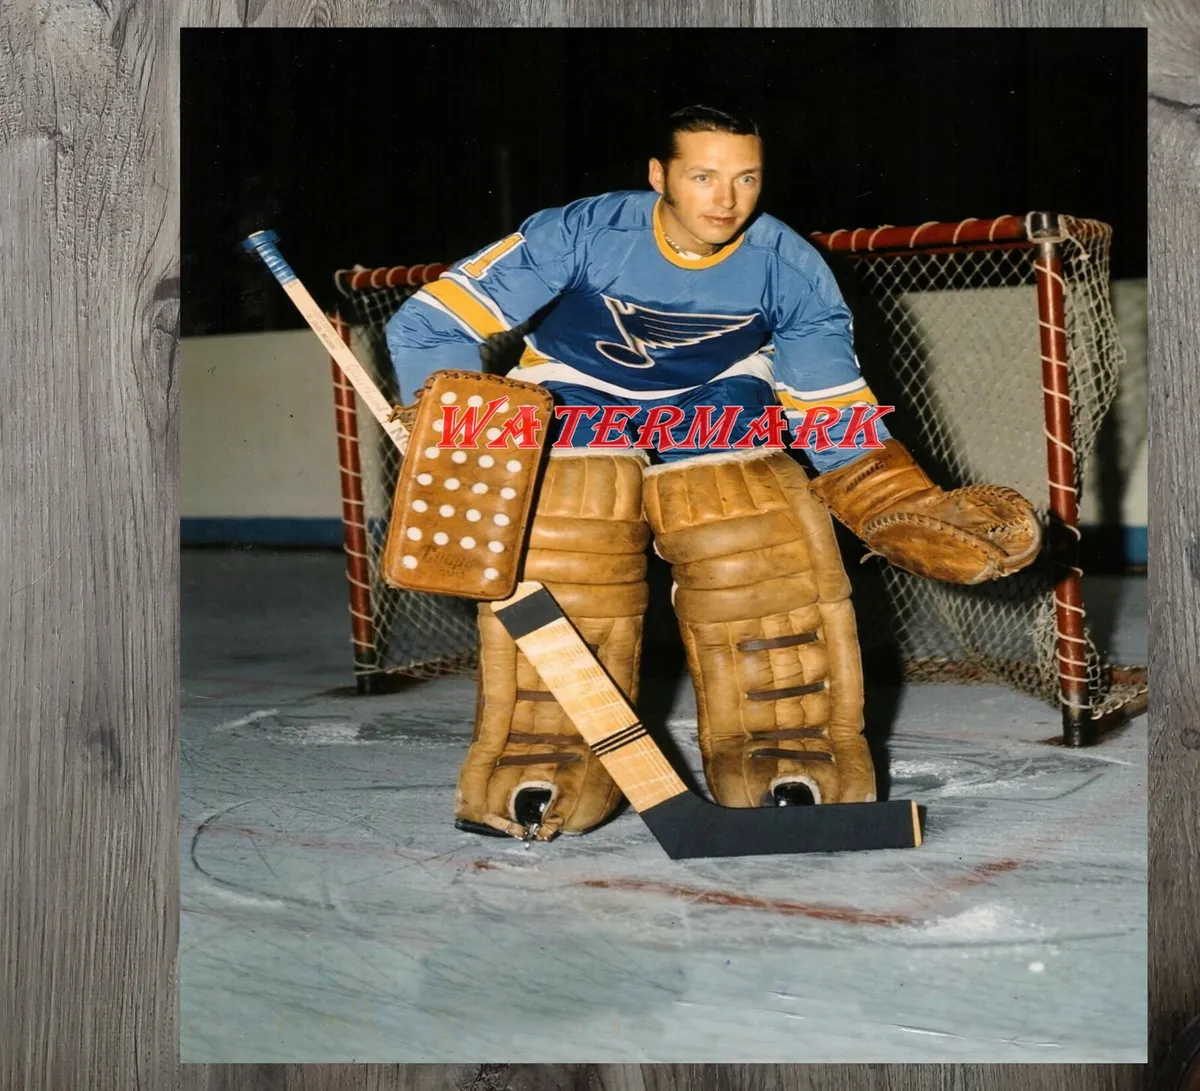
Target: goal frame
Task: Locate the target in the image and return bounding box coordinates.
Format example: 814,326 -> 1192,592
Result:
809,212 -> 1090,743
327,212 -> 1143,747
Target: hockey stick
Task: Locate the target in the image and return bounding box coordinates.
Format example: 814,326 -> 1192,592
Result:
242,229 -> 922,858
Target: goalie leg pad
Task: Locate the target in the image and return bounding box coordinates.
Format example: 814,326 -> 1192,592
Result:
642,449 -> 875,808
456,451 -> 650,840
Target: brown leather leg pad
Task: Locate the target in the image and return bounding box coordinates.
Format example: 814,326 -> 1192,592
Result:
642,450 -> 875,808
456,452 -> 650,838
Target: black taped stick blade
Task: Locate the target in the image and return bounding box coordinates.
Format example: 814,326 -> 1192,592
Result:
639,793 -> 922,859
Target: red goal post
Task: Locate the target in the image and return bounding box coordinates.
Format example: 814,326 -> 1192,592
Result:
325,212 -> 1147,747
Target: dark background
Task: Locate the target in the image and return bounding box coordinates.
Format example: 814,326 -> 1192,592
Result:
181,28 -> 1146,337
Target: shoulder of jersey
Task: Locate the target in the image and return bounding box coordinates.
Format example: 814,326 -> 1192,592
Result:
523,190 -> 655,237
743,211 -> 828,273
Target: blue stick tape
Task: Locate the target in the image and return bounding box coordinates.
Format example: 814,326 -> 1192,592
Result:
241,229 -> 297,285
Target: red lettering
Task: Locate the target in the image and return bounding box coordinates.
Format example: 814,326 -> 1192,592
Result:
488,405 -> 544,449
438,398 -> 505,448
551,405 -> 599,448
633,405 -> 686,450
789,406 -> 841,452
838,404 -> 894,450
676,405 -> 743,451
591,405 -> 638,449
731,405 -> 789,449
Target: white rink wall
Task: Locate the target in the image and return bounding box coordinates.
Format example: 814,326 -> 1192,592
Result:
181,329 -> 346,543
181,281 -> 1148,560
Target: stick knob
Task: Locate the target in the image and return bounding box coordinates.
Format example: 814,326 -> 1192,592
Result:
241,229 -> 296,286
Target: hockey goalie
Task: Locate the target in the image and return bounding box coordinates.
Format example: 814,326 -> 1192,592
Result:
382,106 -> 1042,842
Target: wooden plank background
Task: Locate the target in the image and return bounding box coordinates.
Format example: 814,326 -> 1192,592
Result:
0,2 -> 1188,1089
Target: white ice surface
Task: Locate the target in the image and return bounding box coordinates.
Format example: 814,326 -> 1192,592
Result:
180,555 -> 1147,1063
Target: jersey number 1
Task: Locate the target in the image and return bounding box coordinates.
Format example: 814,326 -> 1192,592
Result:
462,234 -> 524,279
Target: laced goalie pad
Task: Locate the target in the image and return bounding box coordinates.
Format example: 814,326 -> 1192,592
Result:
328,214 -> 1146,728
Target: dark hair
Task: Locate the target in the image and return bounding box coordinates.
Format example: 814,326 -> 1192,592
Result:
655,105 -> 761,166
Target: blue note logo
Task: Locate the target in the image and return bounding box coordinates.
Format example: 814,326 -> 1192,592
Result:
596,297 -> 757,369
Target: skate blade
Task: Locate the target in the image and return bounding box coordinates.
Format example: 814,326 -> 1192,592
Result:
454,818 -> 515,839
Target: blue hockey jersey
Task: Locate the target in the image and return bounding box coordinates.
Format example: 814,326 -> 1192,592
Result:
385,190 -> 891,470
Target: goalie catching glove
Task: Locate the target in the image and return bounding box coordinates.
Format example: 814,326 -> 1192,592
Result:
807,439 -> 1042,585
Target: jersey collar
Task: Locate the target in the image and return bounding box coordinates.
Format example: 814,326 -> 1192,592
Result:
652,198 -> 747,269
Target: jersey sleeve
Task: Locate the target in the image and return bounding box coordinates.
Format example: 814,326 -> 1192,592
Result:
769,236 -> 893,472
384,202 -> 585,400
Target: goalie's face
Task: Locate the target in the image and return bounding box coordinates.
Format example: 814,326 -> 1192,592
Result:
649,130 -> 763,255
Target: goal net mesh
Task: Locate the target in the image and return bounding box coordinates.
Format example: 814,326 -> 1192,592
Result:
329,215 -> 1146,719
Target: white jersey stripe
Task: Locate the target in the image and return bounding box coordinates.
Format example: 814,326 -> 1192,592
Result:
443,271 -> 511,327
783,405 -> 868,420
775,376 -> 868,401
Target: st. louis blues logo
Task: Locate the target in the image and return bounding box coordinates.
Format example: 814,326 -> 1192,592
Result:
596,296 -> 758,369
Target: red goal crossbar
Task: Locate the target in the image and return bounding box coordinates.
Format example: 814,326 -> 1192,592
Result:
335,264 -> 450,292
811,213 -> 1029,253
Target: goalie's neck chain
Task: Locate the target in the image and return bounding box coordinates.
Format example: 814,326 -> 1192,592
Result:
662,229 -> 713,259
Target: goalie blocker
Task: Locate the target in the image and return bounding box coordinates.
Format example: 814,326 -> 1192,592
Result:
379,370 -> 554,600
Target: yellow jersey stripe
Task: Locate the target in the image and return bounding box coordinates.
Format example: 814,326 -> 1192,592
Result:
779,386 -> 880,412
518,341 -> 553,368
421,279 -> 510,339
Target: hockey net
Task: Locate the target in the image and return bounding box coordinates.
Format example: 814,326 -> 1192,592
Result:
327,213 -> 1147,729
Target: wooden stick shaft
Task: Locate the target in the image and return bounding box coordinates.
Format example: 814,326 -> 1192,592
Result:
245,232 -> 688,808
495,583 -> 689,811
511,617 -> 689,811
280,279 -> 409,454
243,231 -> 408,453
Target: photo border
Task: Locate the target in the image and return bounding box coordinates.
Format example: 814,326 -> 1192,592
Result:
4,3 -> 1186,1089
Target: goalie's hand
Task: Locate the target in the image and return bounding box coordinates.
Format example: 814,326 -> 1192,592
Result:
808,440 -> 1042,585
